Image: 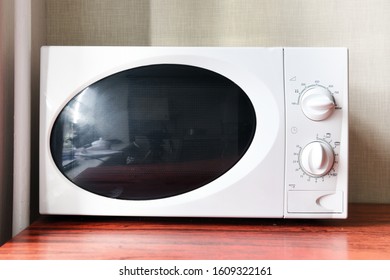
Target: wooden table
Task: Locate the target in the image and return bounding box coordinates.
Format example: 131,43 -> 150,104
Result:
0,203 -> 389,259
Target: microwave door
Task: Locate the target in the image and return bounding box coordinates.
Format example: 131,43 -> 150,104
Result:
50,64 -> 256,201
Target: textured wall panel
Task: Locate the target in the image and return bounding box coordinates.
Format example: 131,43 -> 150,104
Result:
46,0 -> 151,45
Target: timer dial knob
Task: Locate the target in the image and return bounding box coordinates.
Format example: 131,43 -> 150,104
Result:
299,141 -> 335,177
300,86 -> 335,121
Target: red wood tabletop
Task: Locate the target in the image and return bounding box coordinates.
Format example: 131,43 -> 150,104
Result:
0,203 -> 389,260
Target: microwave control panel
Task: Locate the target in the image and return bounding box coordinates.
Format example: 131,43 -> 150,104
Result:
284,48 -> 348,218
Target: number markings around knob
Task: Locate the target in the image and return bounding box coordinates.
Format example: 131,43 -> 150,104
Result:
299,141 -> 335,178
299,85 -> 336,121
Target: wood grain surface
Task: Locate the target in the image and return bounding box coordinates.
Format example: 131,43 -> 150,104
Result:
0,203 -> 389,260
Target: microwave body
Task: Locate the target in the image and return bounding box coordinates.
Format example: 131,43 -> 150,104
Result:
40,47 -> 348,218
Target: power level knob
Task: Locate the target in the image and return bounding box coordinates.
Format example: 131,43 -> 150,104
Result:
299,141 -> 335,177
300,86 -> 335,121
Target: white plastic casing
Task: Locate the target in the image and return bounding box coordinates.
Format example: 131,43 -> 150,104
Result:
284,48 -> 348,218
40,47 -> 348,218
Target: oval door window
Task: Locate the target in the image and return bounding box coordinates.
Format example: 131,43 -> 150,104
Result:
50,64 -> 256,200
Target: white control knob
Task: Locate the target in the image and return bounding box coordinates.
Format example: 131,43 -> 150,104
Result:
299,141 -> 335,177
300,86 -> 335,121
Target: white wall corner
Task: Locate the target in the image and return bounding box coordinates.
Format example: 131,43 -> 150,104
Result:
13,0 -> 31,236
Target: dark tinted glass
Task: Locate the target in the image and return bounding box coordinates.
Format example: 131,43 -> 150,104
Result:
50,64 -> 256,200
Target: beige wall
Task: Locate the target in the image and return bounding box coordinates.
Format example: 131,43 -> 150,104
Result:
46,0 -> 151,45
45,0 -> 390,203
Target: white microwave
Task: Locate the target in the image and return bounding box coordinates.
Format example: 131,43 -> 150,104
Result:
40,47 -> 348,218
